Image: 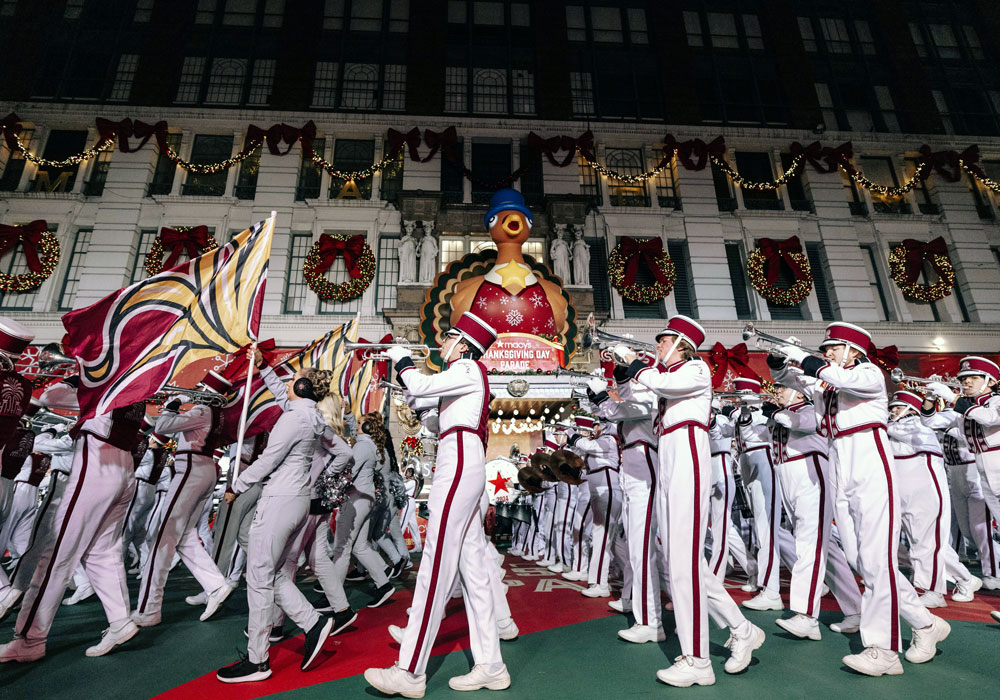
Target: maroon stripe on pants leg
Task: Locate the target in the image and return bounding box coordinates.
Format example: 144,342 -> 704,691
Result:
576,502 -> 591,573
640,445 -> 656,626
712,455 -> 729,577
688,427 -> 702,656
18,437 -> 91,636
986,503 -> 997,577
762,451 -> 778,590
806,456 -> 827,617
560,491 -> 572,564
138,458 -> 194,613
406,433 -> 466,674
925,455 -> 944,592
593,471 -> 613,585
872,430 -> 900,651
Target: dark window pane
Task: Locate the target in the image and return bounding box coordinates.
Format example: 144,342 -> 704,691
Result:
725,242 -> 753,319
518,143 -> 543,206
588,236 -> 610,315
32,130 -> 87,192
471,142 -> 510,204
183,134 -> 234,196
330,139 -> 374,200
668,240 -> 695,317
806,242 -> 835,321
297,137 -> 325,200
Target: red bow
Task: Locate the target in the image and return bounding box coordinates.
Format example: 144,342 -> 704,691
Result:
899,237 -> 950,286
315,234 -> 366,279
666,135 -> 726,171
422,126 -> 458,163
576,131 -> 595,161
918,144 -> 961,183
245,123 -> 303,156
0,112 -> 22,151
299,120 -> 317,159
0,220 -> 47,272
220,339 -> 278,382
387,127 -> 422,162
131,120 -> 169,153
95,117 -> 132,149
709,342 -> 758,389
869,344 -> 899,371
159,225 -> 211,269
790,141 -> 831,174
527,131 -> 589,168
757,236 -> 808,285
821,141 -> 853,171
618,237 -> 670,287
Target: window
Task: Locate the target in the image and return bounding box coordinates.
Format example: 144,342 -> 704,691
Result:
312,62 -> 339,108
130,229 -> 158,283
65,0 -> 84,19
350,0 -> 382,31
855,20 -> 875,55
441,138 -> 464,203
84,149 -> 112,197
874,86 -> 900,132
519,142 -> 543,206
962,26 -> 984,60
815,82 -> 836,130
578,154 -> 601,206
109,54 -> 139,101
389,0 -> 408,31
318,239 -> 365,313
341,63 -> 378,110
375,235 -> 400,311
654,160 -> 680,210
448,0 -> 466,24
195,0 -> 216,23
841,169 -> 866,216
32,131 -> 87,193
296,137 -> 324,200
511,69 -> 535,115
329,139 -> 374,200
263,0 -> 284,28
471,143 -> 511,204
383,64 -> 407,110
283,233 -> 312,313
474,1 -> 504,25
931,90 -> 953,134
58,228 -> 91,311
324,0 -> 344,29
909,22 -> 927,56
147,133 -> 181,196
683,11 -> 702,46
781,153 -> 811,212
761,240 -> 804,320
176,57 -> 206,103
929,23 -> 960,59
725,242 -> 752,319
566,5 -> 586,40
859,156 -> 910,214
605,148 -> 648,207
735,152 -> 781,210
379,144 -> 404,201
223,0 -> 254,26
806,242 -> 835,321
707,12 -> 738,49
591,6 -> 623,43
439,238 -> 466,271
860,244 -> 891,322
905,157 -> 938,215
234,148 -> 260,199
473,68 -> 506,114
797,17 -> 816,52
248,59 -> 276,105
668,240 -> 695,318
819,17 -> 850,54
742,14 -> 763,50
0,128 -> 32,192
588,237 -> 610,314
205,58 -> 248,104
712,161 -> 736,211
183,135 -> 234,196
444,66 -> 467,113
627,8 -> 648,44
510,3 -> 529,27
969,165 -> 995,220
1,1 -> 18,17
570,72 -> 595,117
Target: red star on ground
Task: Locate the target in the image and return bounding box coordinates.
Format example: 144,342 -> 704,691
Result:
488,473 -> 509,495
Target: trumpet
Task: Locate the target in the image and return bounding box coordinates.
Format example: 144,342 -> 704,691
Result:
344,340 -> 430,361
154,386 -> 228,407
38,343 -> 77,371
741,323 -> 826,360
552,420 -> 596,435
555,367 -> 604,380
378,380 -> 405,394
889,368 -> 961,390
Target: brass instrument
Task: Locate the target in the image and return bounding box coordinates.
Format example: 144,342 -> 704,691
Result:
29,398 -> 75,427
38,343 -> 76,371
889,368 -> 961,390
741,323 -> 826,360
154,385 -> 228,407
584,326 -> 657,366
378,380 -> 405,395
552,420 -> 595,435
344,340 -> 431,361
0,352 -> 15,371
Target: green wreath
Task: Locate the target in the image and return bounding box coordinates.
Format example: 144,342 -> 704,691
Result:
0,229 -> 60,293
302,233 -> 376,302
608,239 -> 676,303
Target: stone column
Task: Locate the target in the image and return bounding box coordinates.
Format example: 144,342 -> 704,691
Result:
251,147 -> 302,316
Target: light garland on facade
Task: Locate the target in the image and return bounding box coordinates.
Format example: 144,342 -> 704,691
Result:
578,149 -> 674,185
307,142 -> 403,180
165,142 -> 262,174
13,133 -> 115,167
0,229 -> 60,293
746,245 -> 813,306
491,416 -> 546,434
887,242 -> 956,302
608,238 -> 676,303
960,159 -> 1000,193
302,233 -> 376,302
709,154 -> 804,190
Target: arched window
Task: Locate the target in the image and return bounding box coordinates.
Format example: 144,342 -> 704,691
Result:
473,68 -> 507,114
342,63 -> 378,109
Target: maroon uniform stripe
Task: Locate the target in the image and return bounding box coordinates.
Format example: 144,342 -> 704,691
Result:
711,454 -> 729,577
688,426 -> 703,656
806,455 -> 827,617
925,454 -> 945,591
762,451 -> 778,589
872,429 -> 900,651
640,444 -> 656,626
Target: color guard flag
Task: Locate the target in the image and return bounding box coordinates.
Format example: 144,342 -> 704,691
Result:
62,216 -> 274,420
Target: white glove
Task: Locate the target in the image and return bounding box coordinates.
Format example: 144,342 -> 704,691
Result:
613,344 -> 635,366
587,377 -> 607,394
771,411 -> 792,428
780,344 -> 809,364
925,382 -> 956,404
385,345 -> 411,364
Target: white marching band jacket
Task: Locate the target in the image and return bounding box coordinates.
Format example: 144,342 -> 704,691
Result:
768,401 -> 828,464
921,394 -> 1000,455
397,357 -> 491,446
735,408 -> 771,456
31,431 -> 75,475
631,359 -> 713,435
773,361 -> 889,438
708,414 -> 734,457
592,380 -> 657,451
940,426 -> 975,466
571,433 -> 621,474
886,414 -> 944,460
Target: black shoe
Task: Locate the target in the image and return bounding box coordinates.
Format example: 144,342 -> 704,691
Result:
242,625 -> 285,644
367,583 -> 395,609
217,655 -> 272,683
345,569 -> 366,583
313,601 -> 335,613
389,560 -> 406,580
330,607 -> 358,637
301,615 -> 334,672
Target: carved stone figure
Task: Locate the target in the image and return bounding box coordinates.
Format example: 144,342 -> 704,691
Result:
549,225 -> 572,284
571,227 -> 591,286
398,221 -> 418,283
418,223 -> 439,284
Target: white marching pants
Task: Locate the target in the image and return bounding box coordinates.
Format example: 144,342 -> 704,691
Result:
401,497 -> 422,552
0,482 -> 38,564
398,431 -> 500,676
533,490 -> 554,557
585,473 -> 622,588
946,461 -> 999,578
569,481 -> 591,575
709,452 -> 741,580
327,491 -> 390,612
4,473 -> 69,594
123,479 -> 156,561
835,428 -> 932,652
741,448 -> 783,595
621,444 -> 660,628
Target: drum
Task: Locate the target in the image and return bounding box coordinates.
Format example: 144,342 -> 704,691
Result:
512,503 -> 533,523
495,502 -> 512,520
485,457 -> 520,505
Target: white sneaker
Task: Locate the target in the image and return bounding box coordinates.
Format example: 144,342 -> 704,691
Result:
449,664 -> 511,691
919,591 -> 947,609
388,624 -> 404,644
981,576 -> 1000,590
723,621 -> 765,673
608,598 -> 631,614
618,623 -> 665,644
0,588 -> 22,620
547,563 -> 567,573
364,664 -> 427,699
991,610 -> 1000,623
843,647 -> 903,676
830,614 -> 861,634
185,591 -> 208,606
130,611 -> 161,628
508,549 -> 523,557
742,591 -> 783,611
536,559 -> 554,567
0,637 -> 45,663
86,620 -> 139,657
581,584 -> 611,598
952,576 -> 982,603
200,583 -> 235,621
905,615 -> 950,663
522,554 -> 538,561
62,583 -> 95,606
561,570 -> 586,582
656,656 -> 715,687
740,583 -> 757,592
775,614 -> 821,640
498,617 -> 519,641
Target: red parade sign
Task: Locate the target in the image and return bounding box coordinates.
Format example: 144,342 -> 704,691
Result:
481,333 -> 565,373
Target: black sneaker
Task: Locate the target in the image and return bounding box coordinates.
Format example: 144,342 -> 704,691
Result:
367,583 -> 395,609
217,655 -> 272,683
330,607 -> 358,637
301,615 -> 335,672
345,569 -> 366,583
242,625 -> 285,644
389,560 -> 406,580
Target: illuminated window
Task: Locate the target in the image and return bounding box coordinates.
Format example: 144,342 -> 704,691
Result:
440,238 -> 466,271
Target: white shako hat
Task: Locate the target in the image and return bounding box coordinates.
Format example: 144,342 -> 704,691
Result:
0,317 -> 34,360
957,356 -> 1000,381
446,312 -> 498,355
819,322 -> 872,355
654,315 -> 706,350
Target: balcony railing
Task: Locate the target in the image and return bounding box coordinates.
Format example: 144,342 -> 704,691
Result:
658,195 -> 683,211
181,183 -> 225,196
872,200 -> 912,215
295,185 -> 320,201
918,202 -> 940,215
743,197 -> 784,211
234,184 -> 257,200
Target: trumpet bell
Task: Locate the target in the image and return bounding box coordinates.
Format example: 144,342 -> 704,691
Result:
38,343 -> 76,371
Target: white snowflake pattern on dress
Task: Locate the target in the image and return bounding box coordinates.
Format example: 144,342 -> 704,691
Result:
531,325 -> 541,334
499,296 -> 512,307
505,309 -> 524,327
476,297 -> 489,309
545,318 -> 556,331
528,292 -> 544,308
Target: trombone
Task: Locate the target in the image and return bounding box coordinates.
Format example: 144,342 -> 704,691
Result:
344,340 -> 431,361
889,368 -> 961,390
741,323 -> 826,360
153,386 -> 228,407
555,367 -> 607,380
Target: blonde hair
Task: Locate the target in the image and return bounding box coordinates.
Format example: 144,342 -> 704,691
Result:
317,393 -> 345,437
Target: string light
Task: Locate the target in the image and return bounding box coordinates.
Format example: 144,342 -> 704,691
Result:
709,154 -> 805,191
309,142 -> 403,180
13,133 -> 114,167
578,149 -> 674,185
960,159 -> 1000,193
166,142 -> 262,174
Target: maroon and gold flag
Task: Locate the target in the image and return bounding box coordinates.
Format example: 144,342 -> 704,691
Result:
62,216 -> 274,420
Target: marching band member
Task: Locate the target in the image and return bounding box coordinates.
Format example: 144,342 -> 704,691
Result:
0,423 -> 37,569
1,376 -> 145,662
132,373 -> 236,627
774,323 -> 948,676
766,379 -> 862,640
138,437 -> 174,574
216,365 -> 337,683
527,435 -> 559,562
707,403 -> 754,588
558,427 -> 590,579
623,316 -> 765,687
887,391 -> 980,607
123,419 -> 158,572
365,312 -> 510,697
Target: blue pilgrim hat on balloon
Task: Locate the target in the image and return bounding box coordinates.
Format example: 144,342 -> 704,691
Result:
484,188 -> 533,231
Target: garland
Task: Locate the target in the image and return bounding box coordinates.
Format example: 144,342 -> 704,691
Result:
302,233 -> 375,302
608,237 -> 676,303
400,435 -> 423,457
0,221 -> 60,293
144,226 -> 218,276
888,238 -> 956,302
746,237 -> 813,306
